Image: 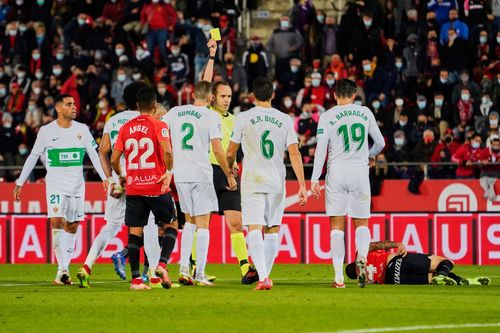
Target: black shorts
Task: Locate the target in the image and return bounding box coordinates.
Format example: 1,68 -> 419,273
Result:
385,253 -> 431,285
212,164 -> 241,215
125,194 -> 176,228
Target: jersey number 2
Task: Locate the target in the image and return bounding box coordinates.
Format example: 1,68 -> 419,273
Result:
337,123 -> 365,152
181,123 -> 194,151
125,137 -> 155,170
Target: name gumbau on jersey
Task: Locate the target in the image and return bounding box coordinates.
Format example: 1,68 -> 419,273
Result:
177,109 -> 201,119
250,115 -> 283,128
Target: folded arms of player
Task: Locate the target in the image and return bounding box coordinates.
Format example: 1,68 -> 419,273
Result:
369,240 -> 407,257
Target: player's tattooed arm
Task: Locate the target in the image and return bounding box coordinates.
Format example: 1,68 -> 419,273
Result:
369,240 -> 399,252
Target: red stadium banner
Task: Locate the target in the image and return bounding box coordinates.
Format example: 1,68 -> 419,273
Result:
0,215 -> 7,264
1,180 -> 499,214
0,213 -> 498,265
433,214 -> 474,265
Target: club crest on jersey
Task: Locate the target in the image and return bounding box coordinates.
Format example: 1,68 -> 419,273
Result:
161,128 -> 169,138
53,206 -> 59,213
77,133 -> 82,140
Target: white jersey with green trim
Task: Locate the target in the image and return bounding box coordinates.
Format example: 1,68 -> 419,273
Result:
162,105 -> 222,183
31,120 -> 100,196
316,104 -> 383,167
102,110 -> 140,178
230,106 -> 298,194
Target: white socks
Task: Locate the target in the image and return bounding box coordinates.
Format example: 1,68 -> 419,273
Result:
264,233 -> 279,275
52,229 -> 67,271
64,231 -> 77,270
143,218 -> 160,270
330,230 -> 345,284
355,226 -> 371,260
248,230 -> 267,282
180,222 -> 196,269
84,223 -> 121,269
195,228 -> 210,280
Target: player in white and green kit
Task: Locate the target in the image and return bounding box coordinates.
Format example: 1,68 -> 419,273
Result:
310,79 -> 385,288
14,94 -> 108,285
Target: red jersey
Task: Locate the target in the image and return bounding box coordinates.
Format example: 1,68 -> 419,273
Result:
366,250 -> 392,284
114,114 -> 170,196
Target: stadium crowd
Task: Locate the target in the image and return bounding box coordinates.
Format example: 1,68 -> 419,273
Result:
0,0 -> 499,183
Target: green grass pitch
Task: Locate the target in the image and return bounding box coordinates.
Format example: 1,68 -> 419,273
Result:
1,264 -> 499,333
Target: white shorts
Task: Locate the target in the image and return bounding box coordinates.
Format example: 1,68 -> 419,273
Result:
104,190 -> 126,225
46,191 -> 84,222
325,166 -> 370,219
242,192 -> 285,227
176,182 -> 218,216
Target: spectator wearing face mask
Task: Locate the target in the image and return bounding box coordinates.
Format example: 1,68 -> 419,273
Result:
440,9 -> 469,44
13,142 -> 31,181
110,67 -> 132,105
328,54 -> 347,81
391,112 -> 412,141
440,28 -> 471,75
485,112 -> 500,144
24,98 -> 43,131
133,44 -> 154,81
281,95 -> 299,118
452,133 -> 484,178
371,98 -> 390,134
431,131 -> 460,178
432,69 -> 454,103
456,87 -> 476,125
390,96 -> 407,125
62,13 -> 93,55
10,64 -> 31,96
386,130 -> 412,179
0,112 -> 20,181
353,12 -> 382,63
215,52 -> 248,96
5,82 -> 25,124
156,81 -> 176,109
242,36 -> 270,91
218,15 -> 236,58
267,15 -> 304,79
427,0 -> 459,25
295,72 -> 327,110
321,16 -> 338,63
296,103 -> 318,147
0,83 -> 7,111
417,29 -> 441,75
413,94 -> 430,117
324,71 -> 337,108
451,70 -> 481,105
479,136 -> 500,200
410,113 -> 434,145
412,129 -> 438,162
91,97 -> 115,135
2,21 -> 30,67
360,58 -> 390,103
429,91 -> 455,130
166,40 -> 190,90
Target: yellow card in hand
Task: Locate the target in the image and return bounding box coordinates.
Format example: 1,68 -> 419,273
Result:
210,28 -> 221,41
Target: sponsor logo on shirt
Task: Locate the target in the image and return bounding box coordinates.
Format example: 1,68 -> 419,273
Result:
161,128 -> 169,138
77,133 -> 82,140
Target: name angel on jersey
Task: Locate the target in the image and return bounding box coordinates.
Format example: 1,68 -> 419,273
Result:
129,124 -> 149,135
250,115 -> 283,128
335,110 -> 369,122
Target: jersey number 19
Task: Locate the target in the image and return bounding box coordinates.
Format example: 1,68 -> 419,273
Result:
338,123 -> 365,152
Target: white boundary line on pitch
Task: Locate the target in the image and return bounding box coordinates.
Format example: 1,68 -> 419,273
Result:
0,281 -> 128,287
312,323 -> 500,333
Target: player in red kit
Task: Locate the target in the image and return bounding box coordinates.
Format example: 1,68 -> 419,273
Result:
111,87 -> 176,291
345,240 -> 491,286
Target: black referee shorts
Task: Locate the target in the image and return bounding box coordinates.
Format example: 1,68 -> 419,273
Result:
212,164 -> 241,215
125,193 -> 176,227
385,253 -> 431,285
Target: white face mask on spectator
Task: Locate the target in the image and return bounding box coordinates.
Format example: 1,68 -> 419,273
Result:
78,18 -> 86,26
394,137 -> 405,146
33,87 -> 41,95
53,67 -> 62,76
35,71 -> 43,80
152,0 -> 160,3
417,100 -> 427,109
284,99 -> 293,108
0,88 -> 6,97
280,20 -> 289,29
491,119 -> 498,127
481,96 -> 490,104
471,141 -> 480,149
290,65 -> 299,73
372,101 -> 380,109
115,48 -> 124,56
117,74 -> 127,82
28,104 -> 36,111
56,52 -> 64,60
461,93 -> 470,102
363,19 -> 372,28
434,98 -> 443,107
136,48 -> 145,59
479,36 -> 488,44
98,100 -> 106,108
32,53 -> 40,61
354,100 -> 362,106
158,87 -> 166,95
312,79 -> 321,87
399,120 -> 407,126
497,36 -> 500,44
395,99 -> 404,107
363,64 -> 371,72
132,73 -> 141,81
17,71 -> 26,79
395,61 -> 402,70
8,29 -> 17,36
439,76 -> 448,84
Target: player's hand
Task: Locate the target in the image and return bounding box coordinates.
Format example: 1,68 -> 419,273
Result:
110,183 -> 125,199
298,186 -> 307,206
207,39 -> 217,57
13,185 -> 22,202
119,175 -> 126,188
311,181 -> 321,199
397,243 -> 407,257
157,173 -> 172,193
226,174 -> 237,191
369,157 -> 376,168
232,164 -> 239,177
102,179 -> 109,192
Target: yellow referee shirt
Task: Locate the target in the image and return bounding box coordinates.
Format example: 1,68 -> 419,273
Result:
209,106 -> 235,165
